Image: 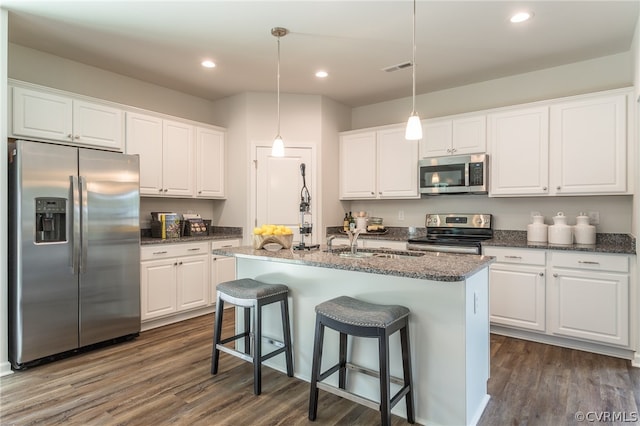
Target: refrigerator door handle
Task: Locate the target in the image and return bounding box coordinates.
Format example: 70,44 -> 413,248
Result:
71,175 -> 80,274
79,175 -> 89,274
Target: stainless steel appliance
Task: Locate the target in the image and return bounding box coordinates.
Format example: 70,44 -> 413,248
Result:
418,154 -> 488,195
8,140 -> 141,369
407,213 -> 492,254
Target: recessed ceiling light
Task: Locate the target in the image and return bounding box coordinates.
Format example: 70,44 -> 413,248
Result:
201,60 -> 216,68
510,11 -> 533,23
315,70 -> 328,78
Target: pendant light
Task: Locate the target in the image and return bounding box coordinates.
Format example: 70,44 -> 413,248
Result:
405,0 -> 422,140
271,27 -> 288,157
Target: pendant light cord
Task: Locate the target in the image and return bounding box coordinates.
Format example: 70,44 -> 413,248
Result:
411,0 -> 416,115
276,34 -> 281,136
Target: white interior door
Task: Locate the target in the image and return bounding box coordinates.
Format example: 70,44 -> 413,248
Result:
255,146 -> 314,244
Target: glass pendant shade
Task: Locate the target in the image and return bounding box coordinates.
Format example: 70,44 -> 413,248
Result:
271,135 -> 285,157
405,113 -> 423,140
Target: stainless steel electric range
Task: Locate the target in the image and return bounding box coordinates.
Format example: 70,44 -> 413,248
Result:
407,213 -> 493,255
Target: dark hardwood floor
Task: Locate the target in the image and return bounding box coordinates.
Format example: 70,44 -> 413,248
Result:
1,313 -> 638,425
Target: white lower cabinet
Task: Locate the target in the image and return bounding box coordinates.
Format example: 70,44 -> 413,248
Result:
140,242 -> 209,321
484,246 -> 632,350
548,251 -> 629,347
485,247 -> 546,331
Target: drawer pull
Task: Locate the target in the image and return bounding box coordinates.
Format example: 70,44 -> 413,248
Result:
578,261 -> 600,265
221,244 -> 233,248
153,250 -> 168,255
188,248 -> 201,251
505,256 -> 522,259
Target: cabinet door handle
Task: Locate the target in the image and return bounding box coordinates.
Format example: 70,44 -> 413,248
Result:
163,189 -> 168,192
158,188 -> 163,192
371,192 -> 375,195
542,186 -> 547,191
578,261 -> 600,265
67,134 -> 73,139
188,248 -> 201,251
553,273 -> 558,277
178,261 -> 183,265
451,148 -> 457,153
505,255 -> 522,259
539,272 -> 544,277
153,250 -> 168,255
174,262 -> 178,266
446,148 -> 451,153
556,186 -> 561,190
74,135 -> 80,140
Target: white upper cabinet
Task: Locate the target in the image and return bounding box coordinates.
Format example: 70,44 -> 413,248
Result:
340,126 -> 418,200
12,86 -> 124,151
195,127 -> 226,198
488,106 -> 550,196
420,114 -> 486,158
489,89 -> 631,197
126,113 -> 194,197
549,93 -> 627,195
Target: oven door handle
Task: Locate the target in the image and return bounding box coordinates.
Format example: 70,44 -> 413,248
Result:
406,243 -> 480,255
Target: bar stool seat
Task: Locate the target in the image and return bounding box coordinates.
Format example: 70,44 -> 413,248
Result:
309,296 -> 415,425
211,278 -> 294,395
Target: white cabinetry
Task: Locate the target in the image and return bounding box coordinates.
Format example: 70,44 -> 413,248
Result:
140,242 -> 209,321
12,86 -> 124,151
549,93 -> 627,195
210,239 -> 241,303
548,251 -> 629,346
489,89 -> 630,197
420,114 -> 486,158
126,112 -> 194,197
340,126 -> 419,200
488,106 -> 549,196
195,127 -> 226,198
484,247 -> 546,331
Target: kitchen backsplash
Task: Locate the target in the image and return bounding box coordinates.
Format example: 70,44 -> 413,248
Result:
347,194 -> 633,234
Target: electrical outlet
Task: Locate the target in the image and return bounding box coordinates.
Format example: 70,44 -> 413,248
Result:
530,211 -> 541,222
398,210 -> 405,221
588,211 -> 600,225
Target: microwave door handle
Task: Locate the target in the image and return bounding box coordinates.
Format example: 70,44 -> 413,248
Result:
465,163 -> 470,187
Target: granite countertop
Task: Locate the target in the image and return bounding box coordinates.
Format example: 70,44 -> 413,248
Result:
484,230 -> 636,255
140,226 -> 243,246
211,245 -> 494,282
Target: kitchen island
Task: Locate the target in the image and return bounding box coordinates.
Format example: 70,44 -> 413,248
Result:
212,246 -> 494,426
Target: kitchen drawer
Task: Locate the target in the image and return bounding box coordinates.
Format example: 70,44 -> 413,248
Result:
483,247 -> 546,266
550,252 -> 629,273
211,239 -> 241,249
141,242 -> 209,261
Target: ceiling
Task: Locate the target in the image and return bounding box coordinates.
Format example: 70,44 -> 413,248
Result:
3,1 -> 639,107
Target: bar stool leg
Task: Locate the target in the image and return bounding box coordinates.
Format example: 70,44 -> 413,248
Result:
379,330 -> 391,426
211,297 -> 225,374
280,297 -> 294,377
338,332 -> 347,389
401,321 -> 415,424
253,300 -> 262,395
243,307 -> 251,355
308,317 -> 324,420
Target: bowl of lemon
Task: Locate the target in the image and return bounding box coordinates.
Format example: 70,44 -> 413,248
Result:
253,224 -> 294,250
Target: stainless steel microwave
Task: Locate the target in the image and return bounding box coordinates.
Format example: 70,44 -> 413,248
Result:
418,154 -> 488,195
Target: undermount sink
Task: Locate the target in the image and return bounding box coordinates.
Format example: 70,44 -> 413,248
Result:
327,248 -> 425,260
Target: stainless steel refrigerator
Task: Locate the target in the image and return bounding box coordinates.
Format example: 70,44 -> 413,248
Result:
8,140 -> 141,369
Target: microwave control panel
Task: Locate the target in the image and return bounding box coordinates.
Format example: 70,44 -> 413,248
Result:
469,162 -> 484,186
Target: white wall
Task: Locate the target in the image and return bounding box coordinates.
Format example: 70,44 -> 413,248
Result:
8,43 -> 220,125
353,52 -> 632,129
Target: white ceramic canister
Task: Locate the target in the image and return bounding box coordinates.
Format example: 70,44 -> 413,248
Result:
574,213 -> 596,245
355,216 -> 368,232
527,215 -> 548,243
548,212 -> 573,245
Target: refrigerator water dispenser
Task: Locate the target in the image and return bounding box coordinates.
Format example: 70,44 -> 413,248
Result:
35,197 -> 66,243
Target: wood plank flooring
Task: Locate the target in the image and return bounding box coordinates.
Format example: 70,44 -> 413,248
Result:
1,313 -> 638,426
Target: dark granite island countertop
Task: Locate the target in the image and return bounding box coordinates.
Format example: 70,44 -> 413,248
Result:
211,245 -> 494,282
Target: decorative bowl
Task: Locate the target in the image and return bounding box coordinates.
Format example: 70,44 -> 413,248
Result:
253,234 -> 293,249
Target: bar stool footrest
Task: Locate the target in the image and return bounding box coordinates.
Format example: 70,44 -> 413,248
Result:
316,382 -> 379,411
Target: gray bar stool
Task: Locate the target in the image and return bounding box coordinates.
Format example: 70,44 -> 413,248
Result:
308,296 -> 415,425
211,278 -> 293,395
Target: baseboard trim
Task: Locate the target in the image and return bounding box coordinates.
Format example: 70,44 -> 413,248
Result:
0,361 -> 14,377
141,306 -> 216,332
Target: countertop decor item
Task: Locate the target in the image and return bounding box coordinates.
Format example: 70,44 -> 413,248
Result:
574,213 -> 596,245
527,214 -> 548,243
548,212 -> 573,245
